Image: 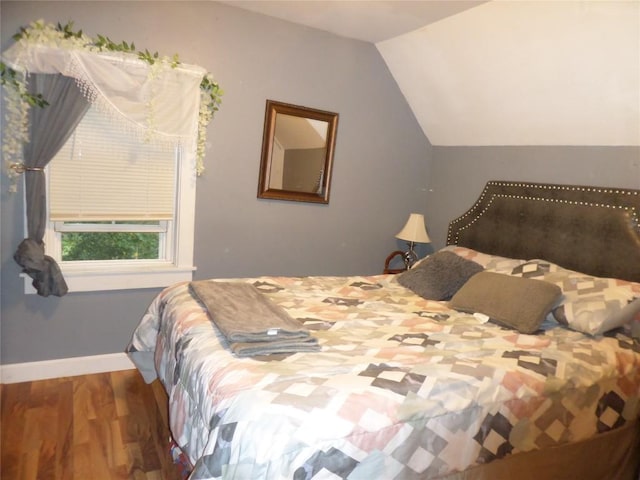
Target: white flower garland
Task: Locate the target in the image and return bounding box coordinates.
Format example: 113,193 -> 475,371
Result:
1,20 -> 223,188
1,69 -> 30,192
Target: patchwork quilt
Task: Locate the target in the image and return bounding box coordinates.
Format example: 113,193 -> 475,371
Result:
127,274 -> 640,480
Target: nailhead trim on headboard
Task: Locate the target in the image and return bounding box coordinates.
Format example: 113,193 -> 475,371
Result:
448,194 -> 639,245
447,181 -> 640,245
446,181 -> 640,281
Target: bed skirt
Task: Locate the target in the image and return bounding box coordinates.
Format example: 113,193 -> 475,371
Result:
441,419 -> 640,480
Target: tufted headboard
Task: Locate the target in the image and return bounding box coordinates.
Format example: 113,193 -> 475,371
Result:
447,181 -> 640,282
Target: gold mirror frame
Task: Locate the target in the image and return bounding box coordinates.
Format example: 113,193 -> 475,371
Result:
257,100 -> 339,204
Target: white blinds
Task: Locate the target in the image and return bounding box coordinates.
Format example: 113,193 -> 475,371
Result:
49,106 -> 176,221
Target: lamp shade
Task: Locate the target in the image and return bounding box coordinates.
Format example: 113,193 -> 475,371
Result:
395,213 -> 430,243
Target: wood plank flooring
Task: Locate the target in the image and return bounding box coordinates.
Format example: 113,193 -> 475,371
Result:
1,369 -> 184,479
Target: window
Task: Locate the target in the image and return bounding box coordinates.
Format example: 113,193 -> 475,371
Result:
23,106 -> 197,293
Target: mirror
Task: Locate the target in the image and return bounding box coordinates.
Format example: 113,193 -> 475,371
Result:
258,100 -> 339,204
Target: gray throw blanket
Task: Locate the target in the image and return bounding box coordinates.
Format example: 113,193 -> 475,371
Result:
189,280 -> 320,357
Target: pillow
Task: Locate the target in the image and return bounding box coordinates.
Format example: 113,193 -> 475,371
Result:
397,250 -> 483,300
449,271 -> 562,334
510,260 -> 640,336
437,245 -> 527,274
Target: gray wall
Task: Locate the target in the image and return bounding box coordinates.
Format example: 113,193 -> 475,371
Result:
0,1 -> 432,364
283,148 -> 324,192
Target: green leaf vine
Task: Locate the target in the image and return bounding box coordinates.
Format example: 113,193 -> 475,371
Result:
1,20 -> 223,178
1,20 -> 223,115
0,63 -> 48,107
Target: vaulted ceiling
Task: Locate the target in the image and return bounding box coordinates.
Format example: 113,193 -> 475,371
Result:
223,0 -> 640,146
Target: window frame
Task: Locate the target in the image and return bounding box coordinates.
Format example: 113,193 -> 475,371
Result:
21,145 -> 197,294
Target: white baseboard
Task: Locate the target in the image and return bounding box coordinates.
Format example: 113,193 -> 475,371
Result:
0,352 -> 136,384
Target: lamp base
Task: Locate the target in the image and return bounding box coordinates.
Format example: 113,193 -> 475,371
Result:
402,242 -> 418,269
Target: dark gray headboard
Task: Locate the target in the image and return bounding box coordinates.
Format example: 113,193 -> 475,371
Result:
447,181 -> 640,282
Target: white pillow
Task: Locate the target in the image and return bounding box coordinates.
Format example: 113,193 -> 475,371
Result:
510,260 -> 640,336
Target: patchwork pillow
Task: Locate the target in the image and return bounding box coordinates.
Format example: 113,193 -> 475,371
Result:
449,271 -> 562,334
397,250 -> 483,300
437,245 -> 527,274
510,260 -> 640,336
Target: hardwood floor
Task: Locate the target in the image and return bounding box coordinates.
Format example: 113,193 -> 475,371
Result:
1,369 -> 184,479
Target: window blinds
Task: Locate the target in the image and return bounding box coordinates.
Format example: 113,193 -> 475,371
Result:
49,106 -> 176,221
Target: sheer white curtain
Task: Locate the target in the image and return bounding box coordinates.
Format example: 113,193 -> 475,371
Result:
2,43 -> 205,150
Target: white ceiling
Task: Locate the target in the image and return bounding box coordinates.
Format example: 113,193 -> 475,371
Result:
223,1 -> 640,146
221,1 -> 487,43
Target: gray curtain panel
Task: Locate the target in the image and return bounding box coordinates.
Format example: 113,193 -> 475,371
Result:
13,74 -> 90,297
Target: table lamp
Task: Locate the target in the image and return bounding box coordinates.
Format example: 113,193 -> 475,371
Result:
395,213 -> 430,268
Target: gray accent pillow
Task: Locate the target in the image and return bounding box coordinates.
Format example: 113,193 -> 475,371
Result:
397,251 -> 484,300
449,271 -> 562,334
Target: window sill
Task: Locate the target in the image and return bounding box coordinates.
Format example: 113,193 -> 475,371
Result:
21,262 -> 196,294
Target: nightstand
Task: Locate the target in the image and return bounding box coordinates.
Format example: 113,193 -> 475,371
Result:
383,250 -> 407,274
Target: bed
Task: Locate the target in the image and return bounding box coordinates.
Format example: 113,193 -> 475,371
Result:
127,180 -> 640,480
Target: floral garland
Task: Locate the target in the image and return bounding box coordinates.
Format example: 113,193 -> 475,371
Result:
0,20 -> 223,190
1,64 -> 31,191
